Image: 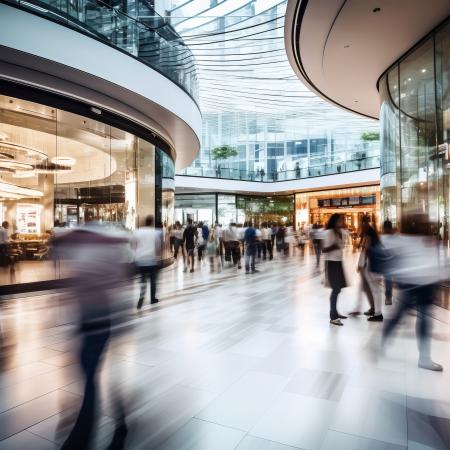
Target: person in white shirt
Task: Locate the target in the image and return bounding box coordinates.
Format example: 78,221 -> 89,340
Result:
171,221 -> 185,268
132,215 -> 162,308
322,213 -> 347,326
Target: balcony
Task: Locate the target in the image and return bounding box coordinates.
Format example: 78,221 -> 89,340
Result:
3,0 -> 198,101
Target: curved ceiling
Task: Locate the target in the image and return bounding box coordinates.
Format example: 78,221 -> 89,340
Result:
167,0 -> 379,133
285,0 -> 450,119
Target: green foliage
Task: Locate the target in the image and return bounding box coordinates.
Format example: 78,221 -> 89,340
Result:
211,145 -> 238,161
361,131 -> 380,141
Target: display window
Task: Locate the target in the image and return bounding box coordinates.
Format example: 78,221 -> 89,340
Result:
0,93 -> 174,288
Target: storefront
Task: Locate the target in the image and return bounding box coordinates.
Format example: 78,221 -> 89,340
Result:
0,87 -> 175,289
175,193 -> 295,227
295,186 -> 380,232
379,17 -> 450,238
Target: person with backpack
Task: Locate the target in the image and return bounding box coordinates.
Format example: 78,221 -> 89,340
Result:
323,213 -> 347,326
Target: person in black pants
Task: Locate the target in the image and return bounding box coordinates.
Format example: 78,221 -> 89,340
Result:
133,216 -> 162,308
183,218 -> 198,273
56,227 -> 130,450
323,213 -> 347,326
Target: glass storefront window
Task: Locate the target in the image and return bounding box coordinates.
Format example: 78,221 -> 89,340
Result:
0,93 -> 174,287
380,18 -> 450,238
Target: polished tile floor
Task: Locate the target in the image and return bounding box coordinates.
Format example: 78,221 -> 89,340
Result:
0,250 -> 449,450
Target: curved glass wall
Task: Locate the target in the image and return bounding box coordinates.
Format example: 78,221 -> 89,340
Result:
5,0 -> 198,100
0,93 -> 174,287
379,18 -> 450,238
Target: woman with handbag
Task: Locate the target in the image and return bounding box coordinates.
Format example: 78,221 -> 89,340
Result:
323,213 -> 347,326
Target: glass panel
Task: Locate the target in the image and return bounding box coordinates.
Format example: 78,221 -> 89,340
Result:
15,0 -> 198,99
380,67 -> 400,228
0,93 -> 173,287
399,37 -> 437,233
136,138 -> 155,227
0,95 -> 57,285
436,21 -> 450,240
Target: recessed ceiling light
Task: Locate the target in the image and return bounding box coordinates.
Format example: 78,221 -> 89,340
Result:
421,69 -> 427,73
344,45 -> 350,48
408,78 -> 412,81
51,156 -> 76,166
372,7 -> 381,13
354,100 -> 359,103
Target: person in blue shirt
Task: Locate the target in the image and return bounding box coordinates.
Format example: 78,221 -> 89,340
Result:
244,222 -> 258,274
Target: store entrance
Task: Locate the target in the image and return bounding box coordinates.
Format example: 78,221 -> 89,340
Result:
309,208 -> 377,233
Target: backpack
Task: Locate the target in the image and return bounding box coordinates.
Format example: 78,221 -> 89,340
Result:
367,243 -> 394,275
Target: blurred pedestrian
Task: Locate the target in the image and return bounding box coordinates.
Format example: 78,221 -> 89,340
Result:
244,221 -> 258,273
357,222 -> 384,322
56,225 -> 130,450
172,221 -> 186,269
133,215 -> 162,308
323,213 -> 347,326
381,219 -> 395,305
183,218 -> 198,273
197,221 -> 209,263
310,223 -> 323,269
381,215 -> 444,371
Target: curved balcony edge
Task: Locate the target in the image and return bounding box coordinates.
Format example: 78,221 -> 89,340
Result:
175,168 -> 380,194
2,0 -> 199,103
0,3 -> 201,169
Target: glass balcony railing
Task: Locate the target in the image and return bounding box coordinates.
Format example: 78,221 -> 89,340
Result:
177,156 -> 380,182
4,0 -> 198,101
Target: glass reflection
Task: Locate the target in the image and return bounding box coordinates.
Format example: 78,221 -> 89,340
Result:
0,94 -> 174,286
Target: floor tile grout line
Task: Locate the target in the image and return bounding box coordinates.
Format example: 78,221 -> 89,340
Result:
327,426 -> 407,448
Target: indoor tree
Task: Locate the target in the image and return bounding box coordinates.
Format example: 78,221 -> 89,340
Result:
211,145 -> 238,172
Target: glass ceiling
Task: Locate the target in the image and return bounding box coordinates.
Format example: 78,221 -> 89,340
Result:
162,0 -> 379,171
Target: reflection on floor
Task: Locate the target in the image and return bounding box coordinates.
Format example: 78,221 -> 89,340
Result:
0,251 -> 449,450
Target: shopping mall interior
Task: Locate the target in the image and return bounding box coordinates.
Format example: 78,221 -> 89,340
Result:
0,0 -> 449,449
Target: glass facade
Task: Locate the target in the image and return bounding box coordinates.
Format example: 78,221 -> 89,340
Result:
379,18 -> 450,238
0,92 -> 174,286
167,0 -> 380,181
175,193 -> 295,227
6,0 -> 198,99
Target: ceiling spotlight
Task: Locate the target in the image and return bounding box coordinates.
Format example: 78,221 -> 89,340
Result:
354,100 -> 359,103
421,68 -> 427,73
372,7 -> 381,13
344,45 -> 350,48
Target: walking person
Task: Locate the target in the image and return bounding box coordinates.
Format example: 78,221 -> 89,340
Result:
56,225 -> 130,450
133,215 -> 162,308
323,213 -> 347,326
197,221 -> 209,263
357,222 -> 384,322
183,218 -> 198,273
381,214 -> 444,371
381,219 -> 395,305
244,221 -> 258,274
207,225 -> 221,272
310,223 -> 323,269
172,221 -> 186,269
